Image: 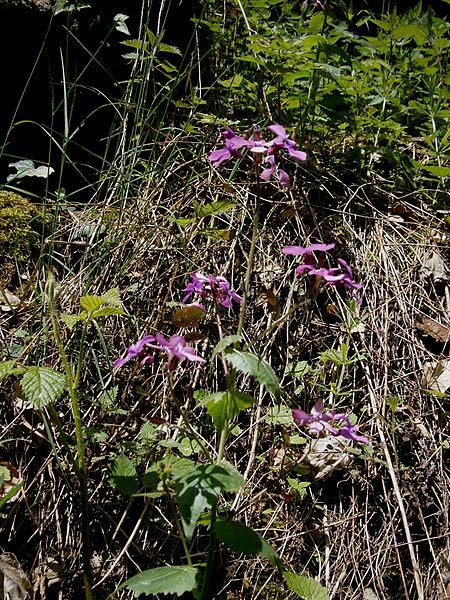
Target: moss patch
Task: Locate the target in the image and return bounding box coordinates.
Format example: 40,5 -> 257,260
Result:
0,191 -> 49,288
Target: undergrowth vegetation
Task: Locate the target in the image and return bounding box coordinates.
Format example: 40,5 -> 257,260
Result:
0,1 -> 449,599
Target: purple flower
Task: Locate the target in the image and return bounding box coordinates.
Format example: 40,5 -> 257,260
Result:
267,124 -> 307,162
260,155 -> 291,188
282,243 -> 362,299
146,333 -> 206,372
208,124 -> 307,189
282,243 -> 335,256
292,401 -> 369,444
113,335 -> 156,369
182,272 -> 242,308
114,333 -> 205,371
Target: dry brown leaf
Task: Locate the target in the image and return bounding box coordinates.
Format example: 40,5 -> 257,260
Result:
0,553 -> 32,600
422,359 -> 450,393
0,289 -> 21,312
422,251 -> 448,283
416,316 -> 450,343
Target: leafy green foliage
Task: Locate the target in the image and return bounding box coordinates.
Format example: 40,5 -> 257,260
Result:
174,462 -> 244,540
225,349 -> 280,400
20,367 -> 66,409
283,572 -> 329,600
60,287 -> 126,329
109,454 -> 138,496
198,390 -> 255,431
124,565 -> 199,597
214,518 -> 282,569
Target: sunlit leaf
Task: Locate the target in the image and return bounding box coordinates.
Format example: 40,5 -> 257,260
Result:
21,367 -> 66,409
124,566 -> 199,597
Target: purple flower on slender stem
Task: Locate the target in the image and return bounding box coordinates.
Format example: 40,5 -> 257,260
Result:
146,333 -> 206,372
113,335 -> 156,369
293,400 -> 369,444
208,123 -> 307,188
182,272 -> 242,308
114,332 -> 205,371
267,124 -> 307,162
282,243 -> 362,300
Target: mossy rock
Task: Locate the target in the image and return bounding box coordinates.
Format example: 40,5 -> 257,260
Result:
0,191 -> 50,288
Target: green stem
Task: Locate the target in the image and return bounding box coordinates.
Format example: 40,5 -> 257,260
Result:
46,272 -> 94,600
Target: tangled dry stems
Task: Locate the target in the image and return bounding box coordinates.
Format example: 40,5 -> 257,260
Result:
1,134 -> 449,599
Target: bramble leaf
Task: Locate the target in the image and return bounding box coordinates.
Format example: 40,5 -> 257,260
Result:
21,367 -> 66,408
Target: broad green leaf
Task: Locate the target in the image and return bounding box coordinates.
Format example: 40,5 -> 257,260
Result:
101,287 -> 123,307
264,405 -> 294,426
211,335 -> 241,360
124,566 -> 199,597
215,518 -> 282,569
174,462 -> 243,540
225,350 -> 280,400
199,390 -> 255,431
218,74 -> 244,88
283,572 -> 329,600
194,199 -> 236,218
80,295 -> 104,311
416,164 -> 450,178
109,454 -> 138,496
60,314 -> 84,330
21,367 -> 66,408
91,306 -> 126,319
0,361 -> 25,381
158,42 -> 182,56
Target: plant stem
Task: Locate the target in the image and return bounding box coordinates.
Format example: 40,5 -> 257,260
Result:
202,167 -> 262,600
46,272 -> 94,600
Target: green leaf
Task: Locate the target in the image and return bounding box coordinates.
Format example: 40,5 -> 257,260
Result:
199,390 -> 255,431
283,572 -> 329,600
264,405 -> 294,426
60,314 -> 84,330
225,350 -> 280,400
211,335 -> 241,360
109,454 -> 138,496
80,295 -> 104,311
101,287 -> 123,307
174,462 -> 243,540
0,481 -> 23,510
194,199 -> 236,218
0,361 -> 25,381
218,74 -> 244,88
215,519 -> 282,569
416,164 -> 450,178
91,306 -> 126,319
21,367 -> 66,408
124,566 -> 199,597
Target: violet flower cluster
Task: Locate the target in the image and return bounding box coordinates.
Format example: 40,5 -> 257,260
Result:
208,124 -> 307,188
292,400 -> 369,444
183,272 -> 242,308
282,243 -> 362,300
114,332 -> 205,372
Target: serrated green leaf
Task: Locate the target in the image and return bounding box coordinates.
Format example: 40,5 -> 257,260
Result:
60,314 -> 84,329
211,335 -> 241,360
283,572 -> 329,600
109,454 -> 138,496
91,306 -> 126,319
158,42 -> 182,56
101,287 -> 123,307
80,295 -> 104,311
0,361 -> 25,381
124,565 -> 199,597
215,518 -> 282,568
21,367 -> 66,408
225,350 -> 280,400
199,390 -> 255,431
195,199 -> 236,218
416,164 -> 450,178
174,462 -> 243,540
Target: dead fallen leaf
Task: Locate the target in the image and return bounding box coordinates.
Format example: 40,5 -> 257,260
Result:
417,316 -> 450,343
422,251 -> 448,283
0,553 -> 32,600
0,289 -> 21,312
422,359 -> 450,393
